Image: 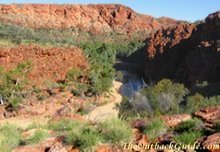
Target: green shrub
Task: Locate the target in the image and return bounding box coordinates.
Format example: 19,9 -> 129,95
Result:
118,78 -> 220,119
0,62 -> 31,109
25,129 -> 50,145
147,79 -> 188,111
174,131 -> 203,145
69,82 -> 89,97
8,96 -> 23,110
114,40 -> 144,57
0,124 -> 21,152
185,93 -> 220,113
66,69 -> 83,82
143,118 -> 167,140
144,79 -> 188,115
185,93 -> 206,113
97,118 -> 132,144
214,121 -> 220,132
118,96 -> 135,119
118,95 -> 153,119
75,83 -> 89,96
79,43 -> 116,94
118,79 -> 189,118
65,42 -> 119,95
48,119 -> 102,151
71,88 -> 81,96
206,95 -> 220,106
66,126 -> 102,152
174,118 -> 204,133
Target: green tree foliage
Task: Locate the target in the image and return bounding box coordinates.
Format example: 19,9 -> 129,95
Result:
64,40 -> 144,95
66,41 -> 144,95
118,79 -> 189,118
185,93 -> 206,113
113,40 -> 144,57
185,93 -> 220,113
145,79 -> 189,114
74,43 -> 117,95
143,118 -> 167,140
118,79 -> 220,118
0,62 -> 32,109
118,94 -> 153,119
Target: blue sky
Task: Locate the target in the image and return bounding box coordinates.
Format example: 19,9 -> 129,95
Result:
1,0 -> 219,22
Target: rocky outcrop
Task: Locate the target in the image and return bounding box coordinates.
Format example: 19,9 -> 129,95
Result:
195,106 -> 220,124
146,23 -> 195,58
0,45 -> 88,85
0,4 -> 179,38
161,114 -> 192,127
144,11 -> 220,87
48,143 -> 68,152
201,133 -> 220,152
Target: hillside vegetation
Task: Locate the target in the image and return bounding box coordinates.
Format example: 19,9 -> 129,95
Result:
0,6 -> 219,152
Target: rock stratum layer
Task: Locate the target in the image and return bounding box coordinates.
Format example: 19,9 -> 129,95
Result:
144,11 -> 220,87
0,4 -> 179,37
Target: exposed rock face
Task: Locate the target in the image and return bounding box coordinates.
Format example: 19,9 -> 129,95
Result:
48,143 -> 68,152
144,11 -> 220,87
0,4 -> 179,37
161,114 -> 192,127
195,106 -> 220,124
0,45 -> 88,85
146,23 -> 195,58
201,133 -> 220,152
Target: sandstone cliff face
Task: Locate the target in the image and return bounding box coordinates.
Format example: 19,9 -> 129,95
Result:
0,4 -> 178,37
144,11 -> 220,87
146,23 -> 195,58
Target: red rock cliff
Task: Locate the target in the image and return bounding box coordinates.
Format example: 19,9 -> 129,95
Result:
144,11 -> 220,87
0,4 -> 178,36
